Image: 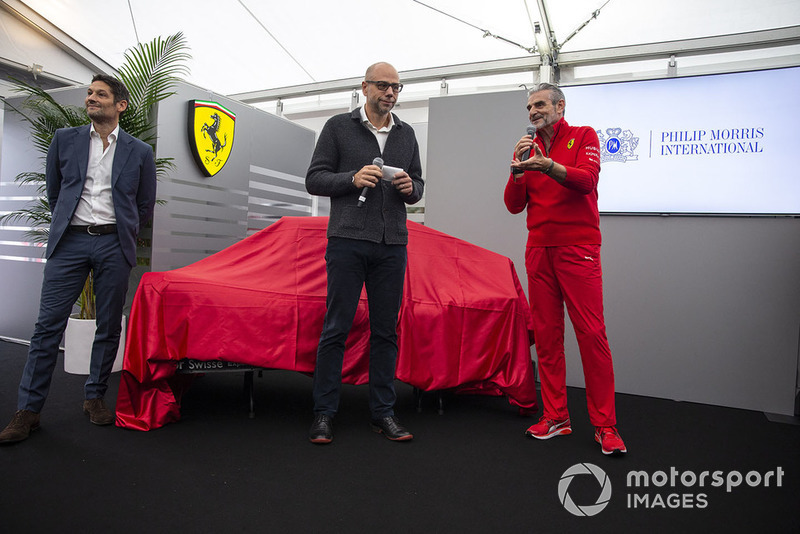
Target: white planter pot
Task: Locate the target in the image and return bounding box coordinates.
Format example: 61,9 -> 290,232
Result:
64,315 -> 126,375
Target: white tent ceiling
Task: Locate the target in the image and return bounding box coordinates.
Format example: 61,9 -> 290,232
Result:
9,0 -> 800,97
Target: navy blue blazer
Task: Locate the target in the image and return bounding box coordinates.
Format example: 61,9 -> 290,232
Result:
45,125 -> 157,266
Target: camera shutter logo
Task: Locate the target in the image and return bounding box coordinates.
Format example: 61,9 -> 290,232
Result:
558,463 -> 612,516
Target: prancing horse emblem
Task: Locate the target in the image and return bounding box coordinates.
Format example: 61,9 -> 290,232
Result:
201,113 -> 227,162
188,100 -> 236,177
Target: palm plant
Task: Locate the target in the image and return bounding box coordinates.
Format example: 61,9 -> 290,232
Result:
1,32 -> 191,319
117,31 -> 191,175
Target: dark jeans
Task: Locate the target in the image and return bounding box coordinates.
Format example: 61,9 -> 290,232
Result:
18,231 -> 131,412
312,237 -> 407,419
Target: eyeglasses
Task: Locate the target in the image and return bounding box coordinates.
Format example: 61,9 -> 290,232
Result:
365,80 -> 404,93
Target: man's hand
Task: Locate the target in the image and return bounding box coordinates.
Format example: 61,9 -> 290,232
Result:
353,164 -> 382,189
513,133 -> 535,162
391,171 -> 414,197
511,143 -> 551,174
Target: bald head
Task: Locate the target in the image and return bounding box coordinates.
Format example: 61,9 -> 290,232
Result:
365,62 -> 397,80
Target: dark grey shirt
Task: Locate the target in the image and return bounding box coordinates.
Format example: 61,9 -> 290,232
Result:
306,108 -> 424,245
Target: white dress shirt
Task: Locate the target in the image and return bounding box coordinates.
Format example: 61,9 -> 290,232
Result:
71,123 -> 119,225
360,106 -> 394,154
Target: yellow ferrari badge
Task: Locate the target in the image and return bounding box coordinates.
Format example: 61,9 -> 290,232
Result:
188,100 -> 236,177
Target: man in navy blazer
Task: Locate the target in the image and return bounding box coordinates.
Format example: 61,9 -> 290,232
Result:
0,74 -> 157,444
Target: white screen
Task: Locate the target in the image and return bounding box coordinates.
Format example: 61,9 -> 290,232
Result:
565,67 -> 800,214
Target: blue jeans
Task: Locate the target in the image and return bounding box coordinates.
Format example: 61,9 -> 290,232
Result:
18,231 -> 131,412
312,237 -> 407,419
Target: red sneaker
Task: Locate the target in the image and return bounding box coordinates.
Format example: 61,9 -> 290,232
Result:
525,416 -> 572,440
595,426 -> 627,455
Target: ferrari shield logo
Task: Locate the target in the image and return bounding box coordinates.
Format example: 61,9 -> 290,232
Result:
188,100 -> 236,177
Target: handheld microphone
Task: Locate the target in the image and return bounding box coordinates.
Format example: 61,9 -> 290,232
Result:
511,126 -> 537,174
522,125 -> 537,160
358,157 -> 383,207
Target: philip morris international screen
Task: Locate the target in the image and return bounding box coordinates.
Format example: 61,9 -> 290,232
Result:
565,66 -> 800,215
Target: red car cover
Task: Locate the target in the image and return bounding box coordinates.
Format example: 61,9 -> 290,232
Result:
116,217 -> 537,430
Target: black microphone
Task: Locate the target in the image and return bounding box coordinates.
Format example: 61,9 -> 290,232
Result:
511,126 -> 537,174
358,157 -> 383,207
522,125 -> 537,160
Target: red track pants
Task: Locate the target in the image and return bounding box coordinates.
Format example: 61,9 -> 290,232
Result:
525,244 -> 617,427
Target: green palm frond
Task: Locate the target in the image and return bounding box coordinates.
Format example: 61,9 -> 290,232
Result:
4,80 -> 89,156
0,196 -> 51,242
118,31 -> 191,140
155,157 -> 177,180
13,171 -> 47,190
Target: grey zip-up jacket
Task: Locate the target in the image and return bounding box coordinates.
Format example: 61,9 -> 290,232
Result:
305,107 -> 424,245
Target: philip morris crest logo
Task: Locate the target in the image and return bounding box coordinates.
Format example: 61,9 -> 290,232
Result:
597,127 -> 639,163
559,463 -> 612,516
188,100 -> 236,177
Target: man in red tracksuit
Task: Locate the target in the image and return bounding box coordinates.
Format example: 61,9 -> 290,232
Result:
505,83 -> 626,455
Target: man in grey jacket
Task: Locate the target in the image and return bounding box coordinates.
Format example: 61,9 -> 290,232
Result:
306,62 -> 424,444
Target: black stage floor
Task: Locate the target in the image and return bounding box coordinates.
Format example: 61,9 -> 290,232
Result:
1,340 -> 798,533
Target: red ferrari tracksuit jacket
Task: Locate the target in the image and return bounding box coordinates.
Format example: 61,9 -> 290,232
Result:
504,117 -> 617,427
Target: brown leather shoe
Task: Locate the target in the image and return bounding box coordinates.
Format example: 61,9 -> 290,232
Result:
83,398 -> 115,426
0,410 -> 40,444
